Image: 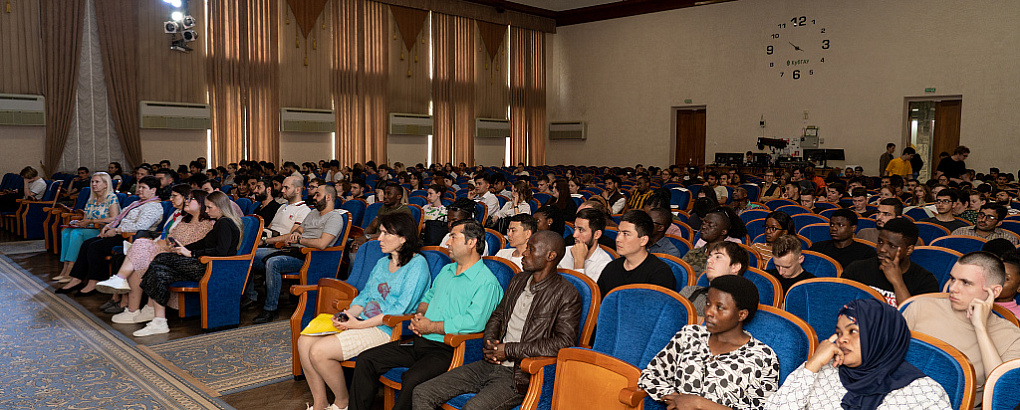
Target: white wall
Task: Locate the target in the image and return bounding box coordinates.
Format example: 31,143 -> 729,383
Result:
387,135 -> 429,167
546,0 -> 1020,175
280,131 -> 333,164
474,137 -> 507,167
0,126 -> 46,174
140,129 -> 207,167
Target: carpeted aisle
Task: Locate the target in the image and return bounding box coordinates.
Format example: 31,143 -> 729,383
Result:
0,255 -> 233,409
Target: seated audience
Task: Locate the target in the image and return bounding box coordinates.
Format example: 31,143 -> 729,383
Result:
843,218 -> 938,306
600,174 -> 627,214
902,251 -> 1020,404
646,207 -> 682,258
134,191 -> 243,336
848,188 -> 875,217
951,204 -> 1019,245
438,198 -> 489,255
252,178 -> 283,225
413,231 -> 582,410
559,208 -> 614,282
705,171 -> 728,205
639,275 -> 779,410
299,213 -> 430,410
766,235 -> 815,294
857,198 -> 925,245
731,186 -> 763,214
683,210 -> 732,274
345,177 -> 375,204
680,241 -> 749,317
264,175 -> 312,238
546,179 -> 578,222
531,205 -> 564,236
494,214 -> 537,269
422,184 -> 447,222
753,211 -> 794,262
353,183 -> 412,250
53,172 -> 121,282
920,188 -> 969,232
466,173 -> 499,222
625,174 -> 653,210
0,166 -> 46,212
809,209 -> 878,270
347,219 -> 503,410
488,180 -> 532,231
760,169 -> 782,201
765,298 -> 951,409
597,210 -> 675,297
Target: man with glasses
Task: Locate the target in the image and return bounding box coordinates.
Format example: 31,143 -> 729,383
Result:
760,169 -> 782,201
952,204 -> 1019,245
921,189 -> 969,232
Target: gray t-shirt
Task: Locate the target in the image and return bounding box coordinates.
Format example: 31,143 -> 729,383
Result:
300,209 -> 347,247
502,277 -> 536,367
679,285 -> 708,317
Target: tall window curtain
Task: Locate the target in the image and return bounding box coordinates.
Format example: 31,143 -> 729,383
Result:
510,27 -> 546,166
95,0 -> 141,168
334,0 -> 389,166
41,0 -> 88,175
207,0 -> 280,165
432,13 -> 475,165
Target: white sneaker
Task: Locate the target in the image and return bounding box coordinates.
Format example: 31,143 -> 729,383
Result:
112,308 -> 140,324
134,305 -> 155,323
326,405 -> 346,410
133,318 -> 169,337
96,276 -> 131,294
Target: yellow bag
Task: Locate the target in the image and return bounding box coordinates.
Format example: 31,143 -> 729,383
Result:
300,313 -> 344,336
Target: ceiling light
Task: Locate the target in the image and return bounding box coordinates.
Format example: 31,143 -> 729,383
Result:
171,11 -> 184,21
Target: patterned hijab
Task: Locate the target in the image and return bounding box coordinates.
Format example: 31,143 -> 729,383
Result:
837,298 -> 927,410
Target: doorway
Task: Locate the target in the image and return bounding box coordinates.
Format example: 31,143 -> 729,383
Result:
905,97 -> 961,181
674,107 -> 707,167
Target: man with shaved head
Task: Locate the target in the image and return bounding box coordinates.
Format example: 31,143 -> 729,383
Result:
646,208 -> 682,258
413,230 -> 582,410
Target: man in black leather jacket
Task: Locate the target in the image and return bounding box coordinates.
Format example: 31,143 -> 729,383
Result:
411,230 -> 582,410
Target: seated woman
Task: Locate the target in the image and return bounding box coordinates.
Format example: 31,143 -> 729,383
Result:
752,211 -> 795,262
764,298 -> 951,409
299,212 -> 431,410
568,177 -> 586,199
488,181 -> 533,233
132,191 -> 244,336
53,172 -> 121,282
640,275 -> 779,409
96,187 -> 215,322
422,184 -> 447,222
546,179 -> 578,222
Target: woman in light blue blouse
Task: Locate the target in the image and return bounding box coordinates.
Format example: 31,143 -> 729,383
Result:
299,212 -> 431,410
53,172 -> 121,282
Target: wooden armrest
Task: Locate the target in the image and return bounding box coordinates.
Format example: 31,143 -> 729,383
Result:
618,387 -> 647,407
290,284 -> 318,295
198,254 -> 253,263
273,242 -> 287,249
120,232 -> 134,239
301,244 -> 345,254
444,333 -> 483,347
520,356 -> 556,374
382,314 -> 414,327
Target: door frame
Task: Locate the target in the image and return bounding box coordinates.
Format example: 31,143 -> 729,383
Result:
671,105 -> 708,166
901,95 -> 962,179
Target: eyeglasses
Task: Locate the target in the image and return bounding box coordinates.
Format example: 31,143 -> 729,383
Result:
764,226 -> 782,232
934,199 -> 953,204
978,213 -> 999,221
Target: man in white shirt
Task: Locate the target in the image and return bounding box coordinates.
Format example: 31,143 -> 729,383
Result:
495,214 -> 537,269
265,176 -> 312,238
559,208 -> 614,282
467,173 -> 499,222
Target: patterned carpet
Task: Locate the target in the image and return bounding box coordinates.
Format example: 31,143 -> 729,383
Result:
0,255 -> 233,409
0,240 -> 46,255
146,321 -> 293,395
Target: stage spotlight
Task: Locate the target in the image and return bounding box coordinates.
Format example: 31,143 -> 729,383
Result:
182,15 -> 196,28
171,11 -> 183,21
162,0 -> 183,8
164,21 -> 180,33
182,30 -> 198,42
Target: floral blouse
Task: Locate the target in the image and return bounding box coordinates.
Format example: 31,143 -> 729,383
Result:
638,325 -> 780,410
84,194 -> 118,220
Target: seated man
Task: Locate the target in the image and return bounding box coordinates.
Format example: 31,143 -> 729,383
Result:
600,174 -> 627,214
559,208 -> 614,282
353,183 -> 412,249
200,179 -> 243,215
902,251 -> 1020,405
440,198 -> 489,255
848,188 -> 875,218
731,186 -> 763,214
809,209 -> 878,270
678,241 -> 749,318
645,207 -> 682,258
264,175 -> 311,238
494,214 -> 537,269
681,210 -> 731,275
765,234 -> 815,294
952,204 -> 1019,245
465,173 -> 499,222
251,177 -> 282,226
921,188 -> 970,232
250,185 -> 346,323
412,231 -> 582,410
996,250 -> 1020,317
857,198 -> 925,245
348,219 -> 504,410
344,177 -> 375,204
597,210 -> 675,297
843,218 -> 938,306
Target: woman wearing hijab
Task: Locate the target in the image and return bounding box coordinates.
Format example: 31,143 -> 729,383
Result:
764,298 -> 951,409
639,275 -> 780,409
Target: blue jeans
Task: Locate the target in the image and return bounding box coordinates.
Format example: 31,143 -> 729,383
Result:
249,247 -> 304,311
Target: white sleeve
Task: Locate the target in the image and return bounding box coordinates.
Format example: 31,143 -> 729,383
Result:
763,365 -> 819,410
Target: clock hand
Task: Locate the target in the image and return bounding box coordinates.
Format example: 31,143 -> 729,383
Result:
788,41 -> 804,51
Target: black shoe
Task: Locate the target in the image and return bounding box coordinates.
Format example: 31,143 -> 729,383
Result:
252,309 -> 277,324
55,283 -> 84,294
103,303 -> 126,314
99,299 -> 118,312
240,297 -> 259,310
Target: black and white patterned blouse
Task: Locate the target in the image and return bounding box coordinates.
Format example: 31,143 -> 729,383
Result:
638,325 -> 780,410
763,364 -> 951,410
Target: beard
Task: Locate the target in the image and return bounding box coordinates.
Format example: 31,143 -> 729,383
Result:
314,198 -> 329,212
254,192 -> 268,202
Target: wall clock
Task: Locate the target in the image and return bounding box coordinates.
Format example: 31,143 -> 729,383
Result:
766,16 -> 830,80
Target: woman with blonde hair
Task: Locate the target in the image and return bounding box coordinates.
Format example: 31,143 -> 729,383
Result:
53,172 -> 120,282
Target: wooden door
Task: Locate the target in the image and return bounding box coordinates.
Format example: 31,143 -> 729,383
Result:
932,100 -> 962,160
675,108 -> 707,166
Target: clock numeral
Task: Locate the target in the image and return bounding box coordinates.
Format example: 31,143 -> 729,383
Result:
771,33 -> 780,39
820,57 -> 825,63
766,45 -> 774,55
769,62 -> 774,68
791,16 -> 806,26
793,69 -> 801,79
812,19 -> 816,24
809,69 -> 814,75
822,39 -> 830,49
780,72 -> 784,77
777,23 -> 786,28
821,28 -> 826,34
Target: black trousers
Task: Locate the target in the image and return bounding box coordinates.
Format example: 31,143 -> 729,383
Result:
349,336 -> 454,410
68,236 -> 122,281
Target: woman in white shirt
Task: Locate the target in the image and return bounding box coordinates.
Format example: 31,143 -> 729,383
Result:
422,184 -> 447,222
490,181 -> 533,223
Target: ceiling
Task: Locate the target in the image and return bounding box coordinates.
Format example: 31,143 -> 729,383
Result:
510,0 -> 619,12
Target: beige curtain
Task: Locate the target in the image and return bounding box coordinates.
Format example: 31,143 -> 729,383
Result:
41,0 -> 88,174
95,0 -> 142,168
0,0 -> 44,94
510,27 -> 545,166
432,13 -> 475,165
475,21 -> 508,119
334,0 -> 389,165
387,5 -> 430,114
207,0 -> 280,165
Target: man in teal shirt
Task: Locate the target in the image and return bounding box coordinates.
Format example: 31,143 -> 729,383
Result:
349,219 -> 503,410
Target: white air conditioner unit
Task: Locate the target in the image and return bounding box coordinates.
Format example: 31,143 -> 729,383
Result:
0,94 -> 45,126
280,107 -> 335,133
389,113 -> 433,136
475,118 -> 510,138
548,121 -> 586,140
139,101 -> 211,130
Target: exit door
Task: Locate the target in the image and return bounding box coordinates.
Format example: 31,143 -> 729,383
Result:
675,108 -> 707,166
906,98 -> 961,181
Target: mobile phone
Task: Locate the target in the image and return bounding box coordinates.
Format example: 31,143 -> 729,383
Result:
333,312 -> 349,322
168,237 -> 180,247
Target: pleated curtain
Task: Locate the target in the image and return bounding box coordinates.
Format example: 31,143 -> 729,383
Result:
333,0 -> 389,166
432,13 -> 475,165
207,0 -> 280,165
95,0 -> 142,168
510,27 -> 546,166
40,0 -> 88,175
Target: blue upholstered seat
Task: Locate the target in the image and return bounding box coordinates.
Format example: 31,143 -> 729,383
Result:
910,246 -> 962,290
797,223 -> 832,245
905,333 -> 975,410
340,199 -> 366,227
782,278 -> 883,342
744,306 -> 817,384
